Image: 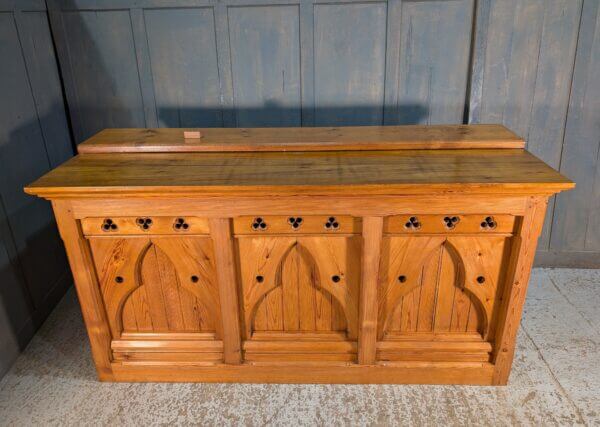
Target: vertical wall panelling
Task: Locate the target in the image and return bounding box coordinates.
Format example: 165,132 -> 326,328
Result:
469,0 -> 584,251
228,5 -> 301,126
393,0 -> 474,125
552,0 -> 600,252
130,8 -> 159,128
313,2 -> 387,126
55,7 -> 146,141
0,0 -> 73,378
145,8 -> 222,127
299,0 -> 316,125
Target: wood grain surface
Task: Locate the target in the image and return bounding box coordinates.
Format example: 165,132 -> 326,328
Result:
26,149 -> 573,198
76,125 -> 524,153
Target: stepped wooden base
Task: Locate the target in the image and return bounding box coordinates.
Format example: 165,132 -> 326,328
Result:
107,362 -> 497,385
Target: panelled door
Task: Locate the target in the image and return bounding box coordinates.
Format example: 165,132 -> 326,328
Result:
377,214 -> 515,363
234,216 -> 362,362
84,216 -> 224,363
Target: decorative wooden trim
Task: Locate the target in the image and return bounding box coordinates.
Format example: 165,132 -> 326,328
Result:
492,196 -> 548,384
358,217 -> 383,364
51,200 -> 114,380
209,218 -> 242,364
67,195 -> 530,218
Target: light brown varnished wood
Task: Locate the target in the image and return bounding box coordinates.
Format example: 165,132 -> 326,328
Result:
109,362 -> 496,384
233,215 -> 361,235
492,196 -> 548,384
25,149 -> 573,199
51,200 -> 114,380
358,217 -> 383,365
209,218 -> 243,364
26,126 -> 573,384
384,214 -> 516,234
81,216 -> 209,236
77,124 -> 524,153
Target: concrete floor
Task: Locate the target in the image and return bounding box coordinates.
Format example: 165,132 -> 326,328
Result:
0,268 -> 598,426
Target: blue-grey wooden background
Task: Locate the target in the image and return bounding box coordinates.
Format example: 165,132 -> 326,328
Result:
1,0 -> 599,377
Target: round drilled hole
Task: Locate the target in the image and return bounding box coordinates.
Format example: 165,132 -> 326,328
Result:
256,275 -> 264,283
398,275 -> 407,283
115,276 -> 124,284
477,276 -> 486,284
331,275 -> 341,283
191,275 -> 199,283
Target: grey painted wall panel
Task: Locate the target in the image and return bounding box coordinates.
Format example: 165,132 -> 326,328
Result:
469,0 -> 583,250
552,0 -> 600,251
228,5 -> 301,126
314,2 -> 387,126
0,4 -> 73,379
145,8 -> 223,127
61,10 -> 145,141
0,12 -> 67,308
0,232 -> 25,379
18,11 -> 73,167
473,0 -> 544,138
394,0 -> 473,125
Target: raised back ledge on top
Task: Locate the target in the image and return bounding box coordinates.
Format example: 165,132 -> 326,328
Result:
76,124 -> 525,154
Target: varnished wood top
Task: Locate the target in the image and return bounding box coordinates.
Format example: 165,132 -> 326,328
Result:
26,148 -> 574,198
77,125 -> 525,153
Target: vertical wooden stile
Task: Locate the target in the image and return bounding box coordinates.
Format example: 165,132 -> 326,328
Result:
51,200 -> 114,380
358,216 -> 384,364
492,196 -> 548,384
209,218 -> 243,364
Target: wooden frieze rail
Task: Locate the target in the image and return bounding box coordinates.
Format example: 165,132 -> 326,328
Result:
25,125 -> 573,384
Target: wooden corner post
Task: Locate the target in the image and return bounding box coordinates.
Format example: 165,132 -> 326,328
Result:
358,216 -> 384,365
492,196 -> 548,384
209,218 -> 243,364
51,200 -> 114,380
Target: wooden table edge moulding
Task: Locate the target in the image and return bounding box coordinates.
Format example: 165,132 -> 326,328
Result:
25,124 -> 574,385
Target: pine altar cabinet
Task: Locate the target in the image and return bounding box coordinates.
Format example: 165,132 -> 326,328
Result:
25,125 -> 574,384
